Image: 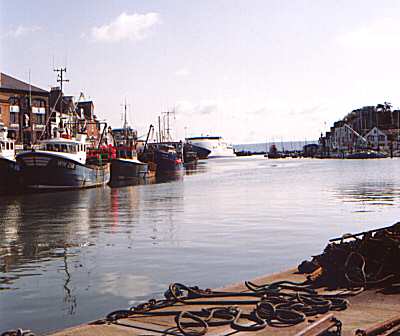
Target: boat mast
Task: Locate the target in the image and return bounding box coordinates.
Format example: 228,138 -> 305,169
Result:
123,98 -> 128,131
162,110 -> 175,142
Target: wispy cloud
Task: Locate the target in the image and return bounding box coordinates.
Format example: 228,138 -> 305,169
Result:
91,12 -> 161,42
175,67 -> 191,77
288,104 -> 324,116
175,100 -> 218,116
337,18 -> 400,49
2,25 -> 41,38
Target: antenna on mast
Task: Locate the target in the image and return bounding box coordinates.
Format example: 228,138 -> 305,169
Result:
120,99 -> 131,129
54,67 -> 69,116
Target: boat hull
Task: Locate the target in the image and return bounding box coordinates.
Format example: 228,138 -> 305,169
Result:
188,144 -> 211,160
154,150 -> 183,173
186,140 -> 234,158
17,152 -> 110,190
0,157 -> 20,194
110,158 -> 149,184
345,151 -> 388,159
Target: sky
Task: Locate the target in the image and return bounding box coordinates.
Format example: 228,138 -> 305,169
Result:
2,0 -> 400,143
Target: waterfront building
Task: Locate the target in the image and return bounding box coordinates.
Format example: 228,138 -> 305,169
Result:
318,102 -> 400,156
76,100 -> 101,145
0,72 -> 49,145
47,88 -> 101,145
364,127 -> 388,150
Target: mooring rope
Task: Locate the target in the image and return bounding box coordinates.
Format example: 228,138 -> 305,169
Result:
99,279 -> 348,336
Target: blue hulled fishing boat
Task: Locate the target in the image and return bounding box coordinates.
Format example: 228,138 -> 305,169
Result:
17,134 -> 110,190
154,144 -> 183,173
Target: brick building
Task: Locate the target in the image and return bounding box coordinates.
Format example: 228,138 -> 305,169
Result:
0,72 -> 49,144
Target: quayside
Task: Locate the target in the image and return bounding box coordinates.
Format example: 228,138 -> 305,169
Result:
24,223 -> 400,336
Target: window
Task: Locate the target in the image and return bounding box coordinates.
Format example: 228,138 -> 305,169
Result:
10,105 -> 20,113
36,114 -> 46,125
9,97 -> 19,107
32,99 -> 46,114
379,135 -> 385,141
32,99 -> 46,126
6,143 -> 9,150
10,112 -> 18,124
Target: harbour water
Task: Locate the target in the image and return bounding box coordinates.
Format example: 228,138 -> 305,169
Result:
1,157 -> 400,333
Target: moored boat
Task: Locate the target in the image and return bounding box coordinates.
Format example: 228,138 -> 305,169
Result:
183,143 -> 198,164
266,143 -> 284,159
0,125 -> 19,193
345,150 -> 388,159
17,134 -> 110,190
186,143 -> 211,159
109,142 -> 149,185
109,103 -> 152,186
154,144 -> 183,173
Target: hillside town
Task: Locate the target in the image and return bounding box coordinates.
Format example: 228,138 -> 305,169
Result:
318,102 -> 400,158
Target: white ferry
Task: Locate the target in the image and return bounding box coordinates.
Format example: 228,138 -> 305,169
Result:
186,136 -> 235,158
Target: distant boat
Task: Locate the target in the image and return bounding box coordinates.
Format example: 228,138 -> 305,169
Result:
17,134 -> 110,190
235,150 -> 253,157
186,136 -> 235,158
345,150 -> 388,159
266,144 -> 284,159
0,125 -> 19,193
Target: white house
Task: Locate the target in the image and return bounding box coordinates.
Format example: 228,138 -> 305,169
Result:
364,127 -> 388,149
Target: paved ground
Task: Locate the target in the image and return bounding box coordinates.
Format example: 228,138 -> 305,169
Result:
49,268 -> 400,336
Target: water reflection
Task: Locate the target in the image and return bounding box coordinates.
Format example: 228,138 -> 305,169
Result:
0,188 -> 107,295
3,158 -> 400,333
108,176 -> 157,188
334,182 -> 400,206
62,248 -> 77,315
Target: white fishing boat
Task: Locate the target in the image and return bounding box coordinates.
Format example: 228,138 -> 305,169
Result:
186,136 -> 235,158
0,124 -> 19,193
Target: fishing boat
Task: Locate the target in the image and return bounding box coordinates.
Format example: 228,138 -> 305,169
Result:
266,143 -> 284,159
183,143 -> 198,164
154,143 -> 183,173
185,143 -> 211,159
109,127 -> 149,185
186,136 -> 234,158
0,125 -> 19,193
234,150 -> 253,157
16,134 -> 110,190
345,150 -> 388,159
